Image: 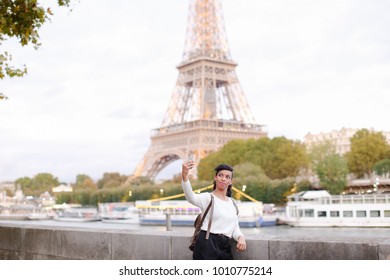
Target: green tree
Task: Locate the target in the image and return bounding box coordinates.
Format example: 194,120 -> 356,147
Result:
346,129 -> 390,178
308,140 -> 337,167
373,158 -> 390,178
1,0 -> 71,98
296,180 -> 312,192
31,172 -> 60,192
246,136 -> 309,179
315,154 -> 349,194
54,192 -> 72,204
73,174 -> 97,190
125,176 -> 154,186
233,162 -> 267,180
197,149 -> 227,181
263,137 -> 309,179
254,136 -> 309,179
17,172 -> 60,196
198,136 -> 309,181
243,138 -> 273,171
269,179 -> 295,205
15,176 -> 33,192
97,172 -> 128,189
198,139 -> 249,180
232,162 -> 269,201
0,92 -> 8,100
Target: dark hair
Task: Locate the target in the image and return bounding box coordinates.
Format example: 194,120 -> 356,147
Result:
213,164 -> 233,197
214,164 -> 233,175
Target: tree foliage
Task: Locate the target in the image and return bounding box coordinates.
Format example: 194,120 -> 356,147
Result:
345,129 -> 390,178
295,180 -> 312,192
96,172 -> 128,189
233,162 -> 268,181
231,162 -> 269,201
0,92 -> 9,99
260,137 -> 308,179
315,154 -> 349,194
197,138 -> 307,205
373,158 -> 390,178
307,140 -> 348,193
73,174 -> 97,190
15,176 -> 33,191
308,140 -> 336,167
198,136 -> 309,181
197,139 -> 242,180
0,0 -> 70,81
15,172 -> 60,196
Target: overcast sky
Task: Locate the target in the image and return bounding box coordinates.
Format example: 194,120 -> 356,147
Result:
1,0 -> 389,183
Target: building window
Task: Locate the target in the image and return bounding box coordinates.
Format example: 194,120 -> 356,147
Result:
317,211 -> 327,217
304,209 -> 314,217
384,210 -> 390,218
343,211 -> 353,218
330,211 -> 340,217
356,210 -> 367,218
370,210 -> 381,218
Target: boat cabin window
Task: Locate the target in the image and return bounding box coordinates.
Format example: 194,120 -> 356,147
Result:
369,210 -> 380,218
320,198 -> 331,205
356,210 -> 366,218
332,199 -> 340,204
330,211 -> 340,217
343,211 -> 353,218
342,198 -> 352,204
304,209 -> 314,217
317,211 -> 327,217
187,208 -> 200,215
384,210 -> 390,218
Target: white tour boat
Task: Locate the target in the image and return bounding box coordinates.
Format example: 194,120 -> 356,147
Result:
135,199 -> 267,227
136,200 -> 200,226
284,190 -> 390,227
53,205 -> 101,222
98,202 -> 140,224
0,204 -> 52,220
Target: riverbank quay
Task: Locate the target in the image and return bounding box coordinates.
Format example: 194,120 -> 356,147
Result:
1,222 -> 389,260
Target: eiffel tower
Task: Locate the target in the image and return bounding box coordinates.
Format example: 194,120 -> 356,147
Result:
129,0 -> 266,181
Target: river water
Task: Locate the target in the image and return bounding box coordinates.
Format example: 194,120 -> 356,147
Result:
1,219 -> 390,240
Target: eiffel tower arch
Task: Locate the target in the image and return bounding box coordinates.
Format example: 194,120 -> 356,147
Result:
129,0 -> 266,181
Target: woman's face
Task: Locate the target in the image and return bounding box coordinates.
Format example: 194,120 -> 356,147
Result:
214,170 -> 233,191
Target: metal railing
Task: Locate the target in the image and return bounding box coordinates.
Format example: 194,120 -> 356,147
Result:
299,195 -> 390,205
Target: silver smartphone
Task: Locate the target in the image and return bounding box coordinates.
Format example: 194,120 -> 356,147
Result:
188,155 -> 194,161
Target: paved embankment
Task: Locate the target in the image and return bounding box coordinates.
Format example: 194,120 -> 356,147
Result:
1,223 -> 390,260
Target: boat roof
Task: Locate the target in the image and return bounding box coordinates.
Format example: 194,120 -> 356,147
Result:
288,190 -> 331,200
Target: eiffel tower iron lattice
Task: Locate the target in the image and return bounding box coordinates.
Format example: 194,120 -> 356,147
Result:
128,0 -> 266,181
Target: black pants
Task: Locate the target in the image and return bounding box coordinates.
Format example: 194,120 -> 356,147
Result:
193,230 -> 233,260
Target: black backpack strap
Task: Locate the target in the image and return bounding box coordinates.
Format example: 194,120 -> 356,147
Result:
231,197 -> 239,215
205,194 -> 214,239
199,194 -> 213,226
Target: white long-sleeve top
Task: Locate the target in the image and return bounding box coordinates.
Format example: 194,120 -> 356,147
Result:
182,179 -> 243,241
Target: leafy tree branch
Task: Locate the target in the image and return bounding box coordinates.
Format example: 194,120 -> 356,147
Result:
0,0 -> 71,97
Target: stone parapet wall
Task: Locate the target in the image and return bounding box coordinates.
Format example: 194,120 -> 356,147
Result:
0,224 -> 389,260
